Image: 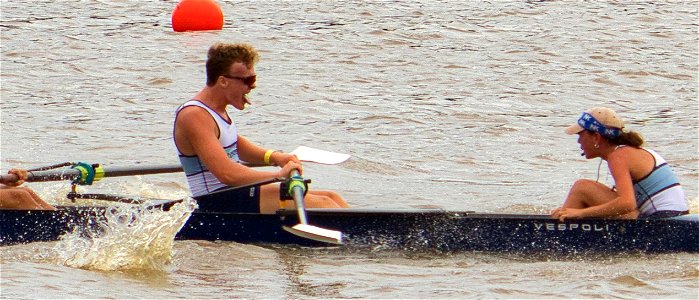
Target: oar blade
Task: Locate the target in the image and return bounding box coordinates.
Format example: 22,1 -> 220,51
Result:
283,224 -> 343,245
290,146 -> 350,165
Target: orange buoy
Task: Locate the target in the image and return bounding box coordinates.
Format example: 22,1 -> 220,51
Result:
171,0 -> 224,32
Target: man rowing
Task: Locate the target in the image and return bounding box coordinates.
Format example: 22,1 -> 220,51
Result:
173,42 -> 349,214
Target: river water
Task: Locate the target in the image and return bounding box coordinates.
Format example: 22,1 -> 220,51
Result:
1,0 -> 697,299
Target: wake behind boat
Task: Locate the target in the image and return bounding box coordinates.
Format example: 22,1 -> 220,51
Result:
2,203 -> 697,253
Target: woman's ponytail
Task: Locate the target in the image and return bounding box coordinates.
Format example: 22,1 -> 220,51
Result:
610,130 -> 644,148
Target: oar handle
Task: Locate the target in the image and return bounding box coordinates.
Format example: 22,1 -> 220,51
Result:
0,173 -> 20,184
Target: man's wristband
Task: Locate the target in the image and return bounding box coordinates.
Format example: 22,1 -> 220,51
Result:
264,149 -> 276,165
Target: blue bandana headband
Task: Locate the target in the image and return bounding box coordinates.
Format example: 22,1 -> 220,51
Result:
577,112 -> 621,138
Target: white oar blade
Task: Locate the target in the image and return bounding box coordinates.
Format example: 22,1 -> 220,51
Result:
283,224 -> 343,245
290,146 -> 350,165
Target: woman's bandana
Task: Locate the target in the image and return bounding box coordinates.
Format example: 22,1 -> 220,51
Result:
577,112 -> 622,138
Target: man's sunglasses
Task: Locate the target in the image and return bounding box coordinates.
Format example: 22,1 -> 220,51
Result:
222,74 -> 256,87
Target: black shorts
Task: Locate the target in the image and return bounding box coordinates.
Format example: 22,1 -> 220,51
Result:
194,185 -> 261,213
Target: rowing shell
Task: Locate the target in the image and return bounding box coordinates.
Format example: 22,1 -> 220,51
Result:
2,206 -> 697,253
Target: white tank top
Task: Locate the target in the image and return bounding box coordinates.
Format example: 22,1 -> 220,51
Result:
175,100 -> 239,197
632,148 -> 687,216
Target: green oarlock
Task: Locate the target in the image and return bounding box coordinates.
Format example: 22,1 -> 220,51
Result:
71,162 -> 105,185
286,175 -> 309,197
93,165 -> 105,182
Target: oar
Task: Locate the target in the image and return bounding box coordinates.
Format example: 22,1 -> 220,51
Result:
0,165 -> 183,183
282,170 -> 343,244
0,146 -> 350,184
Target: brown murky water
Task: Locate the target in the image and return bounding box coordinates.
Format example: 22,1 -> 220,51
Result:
1,1 -> 697,298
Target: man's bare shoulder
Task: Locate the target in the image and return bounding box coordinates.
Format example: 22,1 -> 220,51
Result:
177,105 -> 213,123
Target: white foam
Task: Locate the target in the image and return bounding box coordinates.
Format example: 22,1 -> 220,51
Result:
51,198 -> 196,271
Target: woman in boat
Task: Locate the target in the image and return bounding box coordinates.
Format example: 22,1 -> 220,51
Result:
0,169 -> 55,210
552,107 -> 688,221
173,42 -> 349,214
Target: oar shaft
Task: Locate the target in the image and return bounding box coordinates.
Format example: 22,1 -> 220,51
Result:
0,164 -> 185,183
91,165 -> 184,177
282,169 -> 343,244
290,170 -> 309,225
0,163 -> 274,184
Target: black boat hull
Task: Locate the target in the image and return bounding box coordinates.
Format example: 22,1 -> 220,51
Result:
2,207 -> 697,252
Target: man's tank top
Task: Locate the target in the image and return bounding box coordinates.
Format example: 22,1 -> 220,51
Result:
175,100 -> 239,197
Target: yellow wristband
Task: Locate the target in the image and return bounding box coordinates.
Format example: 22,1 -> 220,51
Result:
264,149 -> 276,165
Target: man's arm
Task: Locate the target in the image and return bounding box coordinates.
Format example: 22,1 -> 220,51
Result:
237,135 -> 267,165
176,107 -> 283,186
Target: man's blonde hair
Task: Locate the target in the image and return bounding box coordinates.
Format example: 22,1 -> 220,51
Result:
206,43 -> 260,86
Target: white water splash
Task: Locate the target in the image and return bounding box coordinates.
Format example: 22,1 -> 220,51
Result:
51,198 -> 196,271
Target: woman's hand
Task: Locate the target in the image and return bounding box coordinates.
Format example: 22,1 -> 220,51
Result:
551,207 -> 584,221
